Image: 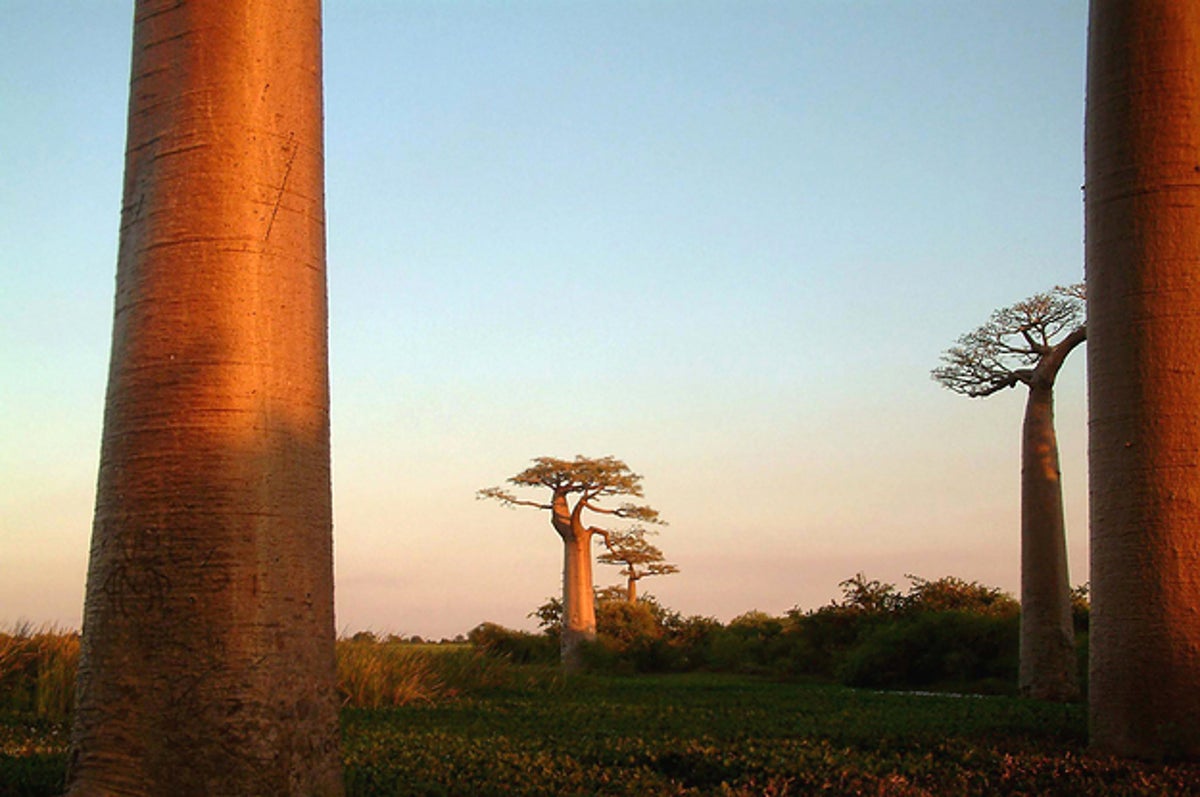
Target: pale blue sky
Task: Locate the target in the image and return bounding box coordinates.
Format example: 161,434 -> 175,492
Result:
2,1 -> 1089,638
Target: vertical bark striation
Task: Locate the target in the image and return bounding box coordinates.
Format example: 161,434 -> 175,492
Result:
1019,383 -> 1078,700
68,1 -> 343,793
1086,0 -> 1200,758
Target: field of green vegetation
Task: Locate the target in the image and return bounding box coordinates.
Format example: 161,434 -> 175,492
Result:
3,623 -> 1199,796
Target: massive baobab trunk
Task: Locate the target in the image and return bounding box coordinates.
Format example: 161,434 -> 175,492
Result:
1019,382 -> 1078,700
67,2 -> 343,793
561,531 -> 597,669
1086,0 -> 1200,759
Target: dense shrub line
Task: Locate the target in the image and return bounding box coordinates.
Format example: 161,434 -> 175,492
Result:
472,574 -> 1090,696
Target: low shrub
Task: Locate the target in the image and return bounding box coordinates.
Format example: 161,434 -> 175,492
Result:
467,623 -> 558,665
835,610 -> 1019,692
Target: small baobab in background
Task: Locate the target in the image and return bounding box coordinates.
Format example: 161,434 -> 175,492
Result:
932,283 -> 1085,702
478,455 -> 663,670
598,526 -> 678,603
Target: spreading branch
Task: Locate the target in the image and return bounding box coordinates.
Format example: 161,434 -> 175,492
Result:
598,526 -> 679,583
477,455 -> 664,538
932,284 -> 1086,397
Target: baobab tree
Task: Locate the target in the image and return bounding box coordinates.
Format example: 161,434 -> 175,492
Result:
598,526 -> 678,603
67,2 -> 343,794
933,285 -> 1085,701
1086,0 -> 1200,758
479,456 -> 663,668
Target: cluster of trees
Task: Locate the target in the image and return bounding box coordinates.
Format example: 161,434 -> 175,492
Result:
479,456 -> 677,669
470,574 -> 1091,696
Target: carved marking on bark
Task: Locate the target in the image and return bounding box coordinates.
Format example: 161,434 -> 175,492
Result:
264,132 -> 297,241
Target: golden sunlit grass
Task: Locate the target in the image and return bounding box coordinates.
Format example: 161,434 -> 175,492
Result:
0,624 -> 78,723
0,628 -> 527,719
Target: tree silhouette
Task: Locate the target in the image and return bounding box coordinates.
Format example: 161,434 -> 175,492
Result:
479,455 -> 662,669
598,526 -> 678,602
933,284 -> 1085,701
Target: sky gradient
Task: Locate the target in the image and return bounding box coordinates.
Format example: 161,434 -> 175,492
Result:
2,1 -> 1090,639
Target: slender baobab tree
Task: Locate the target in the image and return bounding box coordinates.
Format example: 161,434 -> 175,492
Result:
479,456 -> 662,669
1086,0 -> 1200,758
933,285 -> 1085,701
598,526 -> 678,603
67,2 -> 343,794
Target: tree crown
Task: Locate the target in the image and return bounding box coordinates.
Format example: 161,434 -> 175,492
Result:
598,526 -> 679,580
477,455 -> 663,525
932,283 -> 1085,397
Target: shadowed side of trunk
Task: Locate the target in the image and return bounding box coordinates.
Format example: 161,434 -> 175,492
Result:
1019,383 -> 1078,701
1086,0 -> 1200,759
67,1 -> 343,793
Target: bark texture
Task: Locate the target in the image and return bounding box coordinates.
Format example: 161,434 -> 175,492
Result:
1086,0 -> 1200,759
554,491 -> 597,670
67,1 -> 343,793
561,531 -> 598,670
1019,383 -> 1079,700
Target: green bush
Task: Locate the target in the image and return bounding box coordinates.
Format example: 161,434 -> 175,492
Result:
835,610 -> 1019,692
467,623 -> 558,665
596,600 -> 660,647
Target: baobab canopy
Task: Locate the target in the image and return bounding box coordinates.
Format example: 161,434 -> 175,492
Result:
479,456 -> 662,528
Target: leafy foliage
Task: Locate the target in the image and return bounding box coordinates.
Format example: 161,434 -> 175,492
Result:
597,526 -> 678,589
467,623 -> 559,666
477,455 -> 663,526
495,574 -> 1052,696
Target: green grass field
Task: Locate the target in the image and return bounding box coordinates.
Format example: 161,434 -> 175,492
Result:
5,671 -> 1199,796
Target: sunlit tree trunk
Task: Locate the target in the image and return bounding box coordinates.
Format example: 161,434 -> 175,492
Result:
1086,0 -> 1200,758
1019,382 -> 1079,700
67,1 -> 343,793
561,531 -> 597,670
627,576 -> 638,603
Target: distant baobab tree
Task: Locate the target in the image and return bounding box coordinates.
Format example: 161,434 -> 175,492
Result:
479,456 -> 663,669
67,2 -> 343,794
598,526 -> 678,603
932,284 -> 1085,702
1085,0 -> 1200,758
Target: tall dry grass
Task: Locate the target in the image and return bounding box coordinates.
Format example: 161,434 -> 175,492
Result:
0,624 -> 79,721
336,639 -> 525,707
0,626 -> 527,719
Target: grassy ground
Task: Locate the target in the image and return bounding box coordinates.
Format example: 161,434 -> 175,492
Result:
4,672 -> 1198,796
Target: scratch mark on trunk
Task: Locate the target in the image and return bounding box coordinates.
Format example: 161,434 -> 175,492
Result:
264,132 -> 297,241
